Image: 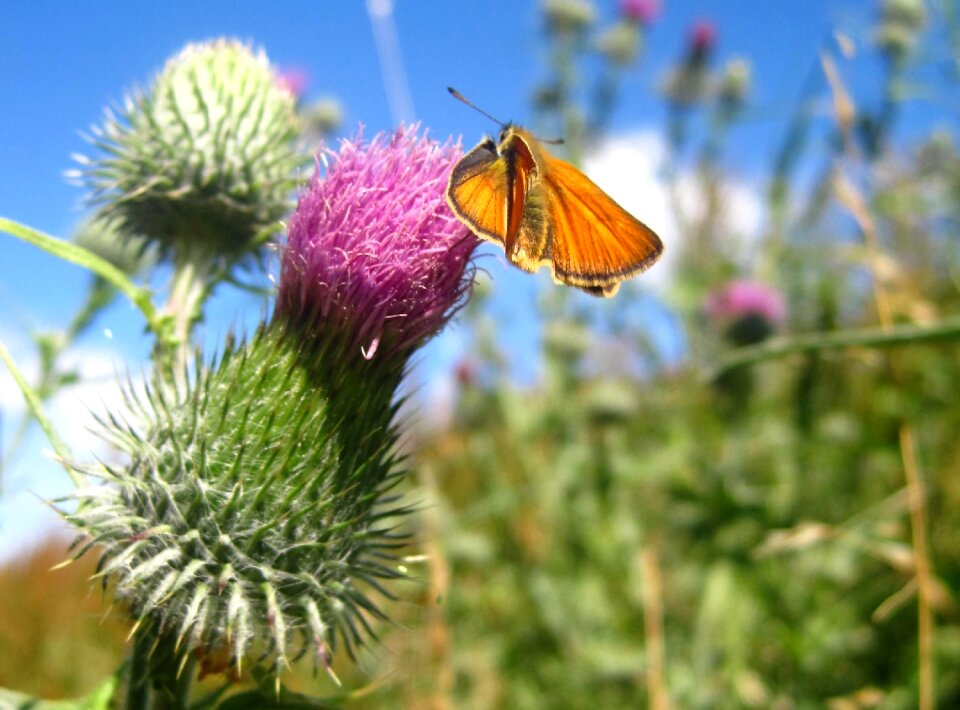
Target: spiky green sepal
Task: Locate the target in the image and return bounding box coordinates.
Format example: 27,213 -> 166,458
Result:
62,323 -> 414,681
76,39 -> 302,263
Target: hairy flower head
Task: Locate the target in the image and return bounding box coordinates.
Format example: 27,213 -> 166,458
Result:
706,279 -> 787,345
277,125 -> 479,364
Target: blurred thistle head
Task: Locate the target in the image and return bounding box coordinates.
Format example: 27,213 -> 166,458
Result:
875,0 -> 925,62
598,22 -> 642,66
276,125 -> 479,366
542,0 -> 596,35
301,96 -> 345,138
688,18 -> 717,60
706,280 -> 787,346
661,18 -> 717,107
76,39 -> 302,265
717,57 -> 751,113
620,0 -> 661,25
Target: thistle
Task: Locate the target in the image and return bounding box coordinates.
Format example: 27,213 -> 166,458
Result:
706,279 -> 787,346
75,39 -> 302,264
62,126 -> 478,702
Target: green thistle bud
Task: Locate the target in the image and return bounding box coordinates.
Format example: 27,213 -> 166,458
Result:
77,39 -> 301,263
302,97 -> 345,138
64,325 -> 408,684
876,0 -> 925,61
718,58 -> 751,112
597,21 -> 641,66
882,0 -> 925,29
542,0 -> 596,34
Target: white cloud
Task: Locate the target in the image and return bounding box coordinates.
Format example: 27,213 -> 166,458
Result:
582,130 -> 765,288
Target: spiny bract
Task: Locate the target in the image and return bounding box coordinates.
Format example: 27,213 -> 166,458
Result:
64,325 -> 412,679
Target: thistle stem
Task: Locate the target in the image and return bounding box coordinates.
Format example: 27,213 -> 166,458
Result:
156,257 -> 208,387
705,315 -> 960,382
126,629 -> 153,710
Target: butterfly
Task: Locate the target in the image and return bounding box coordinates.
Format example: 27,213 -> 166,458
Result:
446,88 -> 663,297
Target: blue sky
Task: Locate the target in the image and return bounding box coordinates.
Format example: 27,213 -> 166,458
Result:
0,0 -> 949,561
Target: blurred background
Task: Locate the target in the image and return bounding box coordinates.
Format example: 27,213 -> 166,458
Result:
2,0 -> 960,706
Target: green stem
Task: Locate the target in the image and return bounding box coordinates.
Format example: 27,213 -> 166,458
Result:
126,629 -> 153,710
155,258 -> 208,388
173,656 -> 196,709
0,340 -> 80,486
704,315 -> 960,382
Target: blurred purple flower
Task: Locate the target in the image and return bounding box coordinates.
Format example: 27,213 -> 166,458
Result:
620,0 -> 660,24
707,280 -> 786,324
276,67 -> 310,99
454,358 -> 478,387
688,19 -> 717,57
706,280 -> 786,345
277,125 -> 479,362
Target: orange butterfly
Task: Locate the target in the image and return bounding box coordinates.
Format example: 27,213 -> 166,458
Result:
446,88 -> 663,297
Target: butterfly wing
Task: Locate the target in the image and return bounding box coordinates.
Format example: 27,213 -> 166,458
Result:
446,139 -> 511,245
540,157 -> 663,297
447,132 -> 541,262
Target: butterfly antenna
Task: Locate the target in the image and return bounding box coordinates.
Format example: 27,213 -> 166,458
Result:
447,87 -> 507,128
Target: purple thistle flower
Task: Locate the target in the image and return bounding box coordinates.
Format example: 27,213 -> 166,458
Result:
706,280 -> 787,345
706,280 -> 787,324
688,19 -> 717,58
277,125 -> 480,362
620,0 -> 660,24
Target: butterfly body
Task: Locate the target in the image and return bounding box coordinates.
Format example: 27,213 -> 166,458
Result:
447,124 -> 663,297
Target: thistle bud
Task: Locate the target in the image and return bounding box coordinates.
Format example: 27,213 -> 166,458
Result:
718,58 -> 751,114
302,97 -> 345,138
542,0 -> 596,35
598,22 -> 642,66
662,19 -> 717,107
875,0 -> 926,62
77,40 -> 301,263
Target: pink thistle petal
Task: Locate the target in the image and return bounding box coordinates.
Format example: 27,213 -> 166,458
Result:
705,280 -> 787,326
277,125 -> 481,363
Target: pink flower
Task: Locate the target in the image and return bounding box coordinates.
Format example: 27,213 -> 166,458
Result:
277,126 -> 480,362
706,280 -> 786,345
276,67 -> 310,99
454,359 -> 478,387
689,19 -> 717,56
620,0 -> 660,24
